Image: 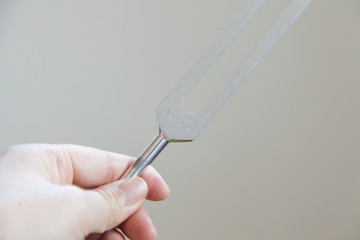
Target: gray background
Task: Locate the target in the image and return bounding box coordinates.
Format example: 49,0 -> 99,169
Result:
1,0 -> 359,239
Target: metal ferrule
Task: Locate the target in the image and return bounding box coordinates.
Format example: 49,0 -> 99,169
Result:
121,132 -> 169,180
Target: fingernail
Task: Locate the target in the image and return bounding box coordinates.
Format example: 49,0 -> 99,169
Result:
119,177 -> 148,206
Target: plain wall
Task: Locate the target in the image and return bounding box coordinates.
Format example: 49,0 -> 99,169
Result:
1,1 -> 359,239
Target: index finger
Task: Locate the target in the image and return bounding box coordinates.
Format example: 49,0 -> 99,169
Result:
54,144 -> 170,200
53,144 -> 134,188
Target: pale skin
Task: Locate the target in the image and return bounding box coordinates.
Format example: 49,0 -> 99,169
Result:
0,144 -> 170,240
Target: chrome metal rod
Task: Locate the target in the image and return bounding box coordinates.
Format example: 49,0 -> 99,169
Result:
121,132 -> 168,180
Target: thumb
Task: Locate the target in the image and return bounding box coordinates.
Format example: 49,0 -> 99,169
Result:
83,177 -> 148,234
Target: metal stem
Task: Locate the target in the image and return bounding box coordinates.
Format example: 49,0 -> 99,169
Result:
121,132 -> 168,180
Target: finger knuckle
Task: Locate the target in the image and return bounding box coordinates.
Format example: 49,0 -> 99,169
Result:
95,186 -> 125,227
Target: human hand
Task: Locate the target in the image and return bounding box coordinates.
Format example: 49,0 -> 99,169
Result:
0,144 -> 170,240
